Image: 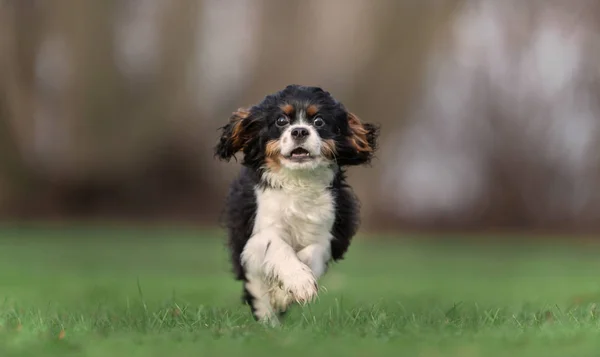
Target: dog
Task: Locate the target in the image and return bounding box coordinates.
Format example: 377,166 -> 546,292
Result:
214,84 -> 379,324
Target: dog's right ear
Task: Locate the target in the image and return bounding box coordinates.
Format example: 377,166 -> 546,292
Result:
214,108 -> 259,161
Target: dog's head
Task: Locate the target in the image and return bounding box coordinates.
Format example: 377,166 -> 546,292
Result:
215,85 -> 379,173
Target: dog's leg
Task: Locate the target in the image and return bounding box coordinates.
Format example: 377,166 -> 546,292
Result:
241,230 -> 318,305
243,275 -> 280,326
265,243 -> 332,318
297,243 -> 332,280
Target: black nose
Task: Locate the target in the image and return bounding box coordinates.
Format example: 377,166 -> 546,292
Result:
291,127 -> 310,140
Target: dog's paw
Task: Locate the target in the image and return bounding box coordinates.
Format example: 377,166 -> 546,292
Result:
278,264 -> 318,304
269,286 -> 294,312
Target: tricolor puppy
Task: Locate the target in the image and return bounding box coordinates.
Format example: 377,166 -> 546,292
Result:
215,85 -> 379,324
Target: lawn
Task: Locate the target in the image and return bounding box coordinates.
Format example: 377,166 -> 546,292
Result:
0,225 -> 600,357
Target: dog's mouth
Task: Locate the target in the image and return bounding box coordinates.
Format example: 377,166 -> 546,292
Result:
285,147 -> 314,162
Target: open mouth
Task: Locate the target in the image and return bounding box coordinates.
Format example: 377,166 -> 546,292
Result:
286,147 -> 313,161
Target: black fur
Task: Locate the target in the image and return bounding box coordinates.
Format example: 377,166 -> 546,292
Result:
215,84 -> 379,320
329,170 -> 361,261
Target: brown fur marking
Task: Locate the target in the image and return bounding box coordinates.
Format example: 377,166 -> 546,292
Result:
265,140 -> 281,158
306,105 -> 319,116
280,104 -> 294,115
265,140 -> 282,171
320,139 -> 337,160
229,108 -> 251,150
347,112 -> 372,153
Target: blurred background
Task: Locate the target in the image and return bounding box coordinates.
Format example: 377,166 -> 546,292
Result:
2,0 -> 600,235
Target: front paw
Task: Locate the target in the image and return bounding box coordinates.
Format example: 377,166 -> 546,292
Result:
278,264 -> 318,304
269,286 -> 294,312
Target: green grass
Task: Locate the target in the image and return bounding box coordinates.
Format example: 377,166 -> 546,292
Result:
1,225 -> 600,356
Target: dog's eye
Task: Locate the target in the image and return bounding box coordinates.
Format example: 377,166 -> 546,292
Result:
276,117 -> 289,127
313,117 -> 325,128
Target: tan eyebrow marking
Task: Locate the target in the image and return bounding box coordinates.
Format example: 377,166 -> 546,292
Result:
306,105 -> 319,116
280,104 -> 294,115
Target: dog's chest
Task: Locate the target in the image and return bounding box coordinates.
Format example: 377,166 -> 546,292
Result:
254,185 -> 335,249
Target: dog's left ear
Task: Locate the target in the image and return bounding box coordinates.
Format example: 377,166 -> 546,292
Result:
214,108 -> 261,161
338,112 -> 379,166
347,112 -> 378,154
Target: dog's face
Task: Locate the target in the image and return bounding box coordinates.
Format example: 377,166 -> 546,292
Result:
215,85 -> 379,172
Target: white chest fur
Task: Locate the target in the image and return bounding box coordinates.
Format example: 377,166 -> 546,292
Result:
253,167 -> 336,250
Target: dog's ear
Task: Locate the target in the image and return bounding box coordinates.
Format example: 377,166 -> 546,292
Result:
214,108 -> 260,161
347,112 -> 378,155
337,112 -> 379,166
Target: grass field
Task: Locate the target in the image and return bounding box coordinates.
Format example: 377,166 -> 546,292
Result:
1,225 -> 600,356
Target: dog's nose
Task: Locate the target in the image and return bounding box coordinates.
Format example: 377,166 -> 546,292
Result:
291,127 -> 310,140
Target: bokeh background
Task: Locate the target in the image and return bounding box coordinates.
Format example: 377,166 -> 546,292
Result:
2,0 -> 600,235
